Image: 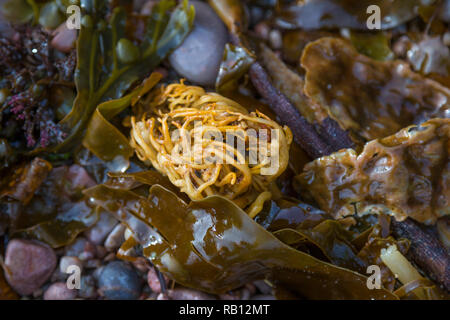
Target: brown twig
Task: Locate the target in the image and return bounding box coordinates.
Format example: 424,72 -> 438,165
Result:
249,62 -> 333,159
313,117 -> 355,152
392,218 -> 450,292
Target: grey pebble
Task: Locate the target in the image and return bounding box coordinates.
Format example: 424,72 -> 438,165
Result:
43,282 -> 77,300
104,223 -> 126,252
59,256 -> 83,274
147,267 -> 169,294
65,237 -> 96,260
84,211 -> 118,245
441,0 -> 450,23
98,261 -> 142,300
168,1 -> 228,86
167,288 -> 216,300
79,275 -> 98,299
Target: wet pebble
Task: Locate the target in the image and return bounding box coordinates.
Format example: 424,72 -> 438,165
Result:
132,258 -> 150,273
168,1 -> 228,86
85,211 -> 118,245
59,256 -> 83,274
84,259 -> 102,269
4,239 -> 57,295
443,32 -> 450,47
43,282 -> 77,300
104,223 -> 125,252
269,29 -> 282,49
147,268 -> 169,294
67,165 -> 96,189
0,21 -> 18,39
253,280 -> 272,295
254,22 -> 270,40
156,292 -> 170,300
141,0 -> 156,15
65,237 -> 96,260
98,261 -> 142,300
95,245 -> 108,259
51,23 -> 77,53
79,275 -> 98,299
167,288 -> 216,300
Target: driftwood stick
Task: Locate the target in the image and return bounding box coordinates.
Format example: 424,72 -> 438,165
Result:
249,62 -> 333,159
314,117 -> 355,152
392,218 -> 450,291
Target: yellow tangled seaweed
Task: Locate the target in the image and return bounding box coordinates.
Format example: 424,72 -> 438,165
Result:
130,81 -> 292,217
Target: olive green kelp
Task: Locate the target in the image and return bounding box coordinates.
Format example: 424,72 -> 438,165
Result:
37,0 -> 194,154
296,118 -> 449,225
84,172 -> 397,300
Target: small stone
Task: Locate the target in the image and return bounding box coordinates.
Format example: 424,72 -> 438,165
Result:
156,292 -> 170,300
84,259 -> 102,269
65,237 -> 95,259
79,275 -> 98,299
443,32 -> 450,47
253,280 -> 272,295
141,0 -> 156,15
59,256 -> 83,274
219,292 -> 240,300
66,165 -> 96,189
269,29 -> 282,49
147,268 -> 169,294
132,257 -> 150,273
95,245 -> 108,259
167,288 -> 216,300
4,239 -> 57,295
104,252 -> 116,262
43,282 -> 77,300
240,288 -> 251,300
249,6 -> 265,26
168,1 -> 228,86
98,261 -> 142,300
440,0 -> 450,23
51,23 -> 77,53
104,223 -> 126,252
92,266 -> 104,281
393,36 -> 411,58
84,211 -> 118,245
254,22 -> 270,40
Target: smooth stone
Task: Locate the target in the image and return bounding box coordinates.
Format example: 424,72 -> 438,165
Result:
441,0 -> 450,23
43,282 -> 77,300
104,223 -> 125,252
59,256 -> 83,274
167,288 -> 216,300
51,23 -> 77,53
4,239 -> 57,295
168,1 -> 228,86
65,237 -> 96,260
147,267 -> 169,294
79,275 -> 98,299
84,211 -> 118,245
98,261 -> 142,300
